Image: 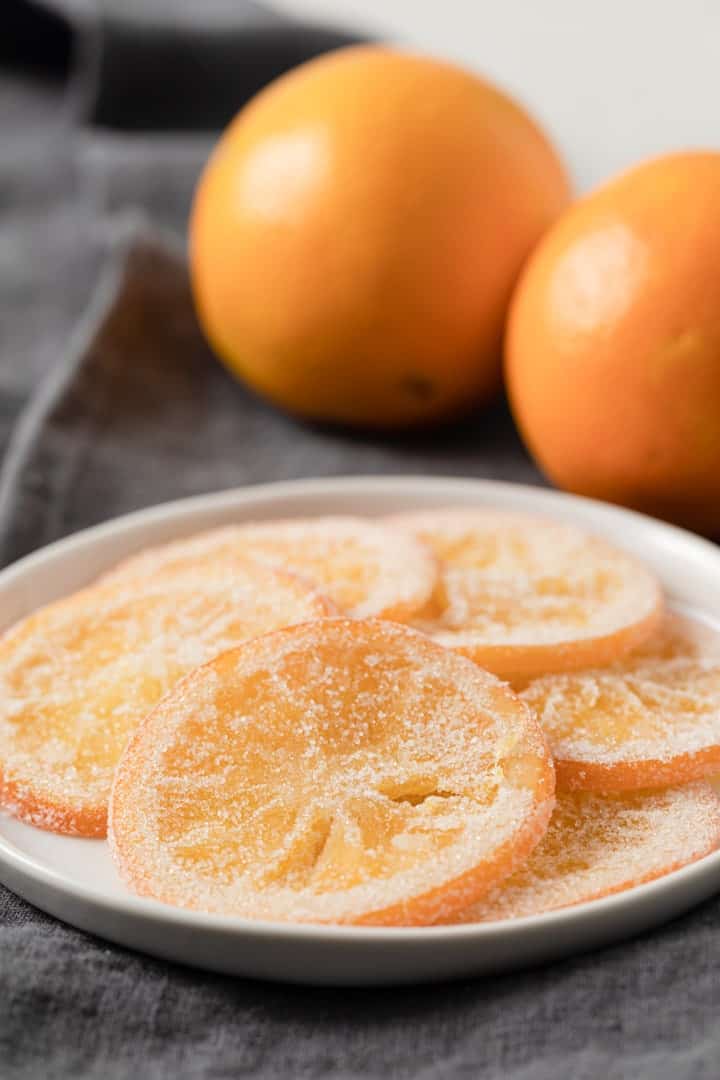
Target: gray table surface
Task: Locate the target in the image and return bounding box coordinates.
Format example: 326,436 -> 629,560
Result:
2,38 -> 720,1080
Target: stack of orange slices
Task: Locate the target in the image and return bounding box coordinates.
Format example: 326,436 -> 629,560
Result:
1,509 -> 719,926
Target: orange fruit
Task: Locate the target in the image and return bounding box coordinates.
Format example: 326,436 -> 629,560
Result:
523,612 -> 720,792
109,618 -> 555,925
0,563 -> 334,837
190,45 -> 570,428
100,516 -> 438,621
506,151 -> 720,535
388,509 -> 662,681
449,783 -> 720,922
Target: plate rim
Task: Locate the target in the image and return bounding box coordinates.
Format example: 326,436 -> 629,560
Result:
4,473 -> 719,588
2,473 -> 720,951
3,809 -> 720,943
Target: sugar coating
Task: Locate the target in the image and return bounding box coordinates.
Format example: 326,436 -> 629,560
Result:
0,563 -> 332,835
451,783 -> 720,922
523,612 -> 720,783
109,618 -> 555,924
99,516 -> 438,621
389,509 -> 661,674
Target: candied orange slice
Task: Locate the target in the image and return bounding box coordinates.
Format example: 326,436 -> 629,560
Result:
449,783 -> 720,922
388,509 -> 662,680
109,618 -> 555,925
99,516 -> 437,621
0,563 -> 334,837
523,612 -> 720,792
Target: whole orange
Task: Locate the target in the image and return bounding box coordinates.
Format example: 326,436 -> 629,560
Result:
190,46 -> 570,428
506,151 -> 720,535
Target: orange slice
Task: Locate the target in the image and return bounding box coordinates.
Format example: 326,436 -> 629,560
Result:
523,612 -> 720,792
0,563 -> 334,837
109,617 -> 555,925
99,516 -> 437,621
388,509 -> 662,680
449,783 -> 720,922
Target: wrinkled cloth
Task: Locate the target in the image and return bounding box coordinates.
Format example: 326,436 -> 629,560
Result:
4,218 -> 720,1080
2,4 -> 718,1080
0,224 -> 540,564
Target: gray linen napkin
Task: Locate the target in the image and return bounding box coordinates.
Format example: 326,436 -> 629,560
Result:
0,220 -> 541,564
1,224 -> 720,1080
0,0 -> 370,451
3,4 -> 720,1078
7,0 -> 370,130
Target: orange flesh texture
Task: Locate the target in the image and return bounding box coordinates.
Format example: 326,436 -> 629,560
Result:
388,509 -> 662,680
523,612 -> 720,792
451,783 -> 720,922
0,565 -> 334,836
99,517 -> 438,621
109,618 -> 555,925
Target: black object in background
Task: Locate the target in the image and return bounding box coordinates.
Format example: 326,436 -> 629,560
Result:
1,0 -> 72,77
3,0 -> 373,130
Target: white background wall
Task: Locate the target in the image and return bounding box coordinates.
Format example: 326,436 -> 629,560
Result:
271,0 -> 720,192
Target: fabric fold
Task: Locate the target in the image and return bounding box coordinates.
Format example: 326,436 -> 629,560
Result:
0,217 -> 540,567
7,0 -> 372,130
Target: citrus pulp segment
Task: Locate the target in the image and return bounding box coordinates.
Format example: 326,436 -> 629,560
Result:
0,564 -> 334,836
523,613 -> 720,791
388,509 -> 662,680
100,516 -> 437,621
450,783 -> 720,922
109,617 -> 555,925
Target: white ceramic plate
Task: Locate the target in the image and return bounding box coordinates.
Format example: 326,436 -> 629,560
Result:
1,475 -> 720,986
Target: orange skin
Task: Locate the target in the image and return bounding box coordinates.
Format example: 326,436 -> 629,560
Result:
0,774 -> 106,839
448,785 -> 720,923
191,45 -> 570,429
110,618 -> 556,926
113,742 -> 554,927
459,602 -> 662,685
506,151 -> 720,536
525,613 -> 720,794
556,748 -> 720,796
387,508 -> 663,683
354,794 -> 554,926
0,568 -> 336,838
